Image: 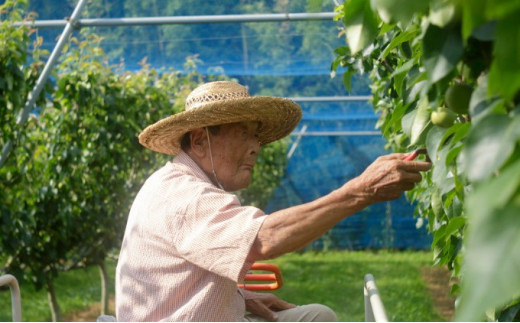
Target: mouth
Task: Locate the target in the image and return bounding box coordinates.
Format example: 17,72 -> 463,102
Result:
242,163 -> 255,171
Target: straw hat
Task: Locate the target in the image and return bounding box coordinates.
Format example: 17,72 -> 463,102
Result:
138,81 -> 302,155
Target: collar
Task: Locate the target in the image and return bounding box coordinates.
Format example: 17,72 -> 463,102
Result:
172,150 -> 219,188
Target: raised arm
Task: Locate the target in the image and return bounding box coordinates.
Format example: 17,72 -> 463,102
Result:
249,153 -> 431,260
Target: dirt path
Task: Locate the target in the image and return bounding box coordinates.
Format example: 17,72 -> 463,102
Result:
62,299 -> 115,322
65,266 -> 456,322
421,266 -> 456,321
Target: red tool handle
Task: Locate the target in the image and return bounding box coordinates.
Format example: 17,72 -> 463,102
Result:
403,148 -> 427,161
238,263 -> 284,291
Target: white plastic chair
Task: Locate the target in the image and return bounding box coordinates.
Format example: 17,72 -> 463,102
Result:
364,273 -> 388,322
0,274 -> 22,322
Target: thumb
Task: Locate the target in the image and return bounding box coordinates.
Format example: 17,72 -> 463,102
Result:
253,302 -> 278,322
271,298 -> 296,311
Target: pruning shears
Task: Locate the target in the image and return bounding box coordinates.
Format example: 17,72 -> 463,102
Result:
403,148 -> 428,161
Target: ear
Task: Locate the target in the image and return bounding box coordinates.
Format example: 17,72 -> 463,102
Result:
189,128 -> 207,158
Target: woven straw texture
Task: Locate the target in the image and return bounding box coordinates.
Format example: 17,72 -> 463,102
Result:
138,81 -> 302,155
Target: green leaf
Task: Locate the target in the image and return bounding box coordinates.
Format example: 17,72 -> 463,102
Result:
342,0 -> 379,54
485,0 -> 520,20
432,216 -> 465,247
422,23 -> 464,83
343,69 -> 354,93
461,0 -> 486,40
432,144 -> 455,194
457,160 -> 520,321
429,0 -> 461,28
425,125 -> 446,162
430,187 -> 443,218
489,14 -> 520,101
370,0 -> 429,25
461,114 -> 520,182
380,26 -> 419,59
411,97 -> 432,146
469,75 -> 504,124
402,97 -> 431,146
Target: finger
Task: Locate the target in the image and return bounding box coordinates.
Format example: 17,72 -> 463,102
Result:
270,299 -> 296,311
377,153 -> 405,161
400,160 -> 432,172
260,307 -> 278,322
402,171 -> 423,183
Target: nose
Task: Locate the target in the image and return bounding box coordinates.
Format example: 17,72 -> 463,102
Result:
250,136 -> 260,156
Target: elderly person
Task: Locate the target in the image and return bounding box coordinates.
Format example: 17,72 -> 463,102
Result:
115,81 -> 431,321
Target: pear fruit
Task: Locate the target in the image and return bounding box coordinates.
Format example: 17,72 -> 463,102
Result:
431,107 -> 456,128
445,83 -> 473,114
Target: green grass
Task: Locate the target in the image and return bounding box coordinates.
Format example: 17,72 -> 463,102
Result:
269,250 -> 445,322
1,251 -> 445,322
0,261 -> 117,322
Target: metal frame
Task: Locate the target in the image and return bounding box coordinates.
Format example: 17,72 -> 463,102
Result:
1,10 -> 340,168
13,12 -> 337,28
364,274 -> 388,322
0,0 -> 89,168
0,274 -> 22,322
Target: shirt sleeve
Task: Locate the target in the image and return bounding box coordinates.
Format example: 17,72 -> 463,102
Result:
171,184 -> 266,283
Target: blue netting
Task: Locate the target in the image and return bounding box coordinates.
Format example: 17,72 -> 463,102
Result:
23,0 -> 433,250
264,100 -> 431,250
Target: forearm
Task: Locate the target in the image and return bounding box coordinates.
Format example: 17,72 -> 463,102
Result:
249,154 -> 431,261
250,178 -> 370,260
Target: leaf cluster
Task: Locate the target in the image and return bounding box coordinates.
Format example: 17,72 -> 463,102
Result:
1,2 -> 289,306
333,0 -> 520,321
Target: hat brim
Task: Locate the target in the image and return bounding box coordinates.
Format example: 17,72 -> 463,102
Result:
138,96 -> 302,155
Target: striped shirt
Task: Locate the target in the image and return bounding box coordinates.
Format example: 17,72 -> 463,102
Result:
116,151 -> 266,321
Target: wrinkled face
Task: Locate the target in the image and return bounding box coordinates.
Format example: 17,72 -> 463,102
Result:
208,121 -> 260,191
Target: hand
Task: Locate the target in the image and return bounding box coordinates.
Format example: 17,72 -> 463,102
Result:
243,290 -> 296,321
354,153 -> 431,203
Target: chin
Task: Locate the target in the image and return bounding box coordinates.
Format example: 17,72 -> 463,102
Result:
233,179 -> 251,191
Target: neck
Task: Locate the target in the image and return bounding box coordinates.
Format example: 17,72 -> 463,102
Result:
185,149 -> 225,190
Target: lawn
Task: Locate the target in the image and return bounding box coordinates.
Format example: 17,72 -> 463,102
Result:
0,250 -> 447,322
269,250 -> 446,322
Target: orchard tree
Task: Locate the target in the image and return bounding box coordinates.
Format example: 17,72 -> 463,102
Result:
333,0 -> 520,321
1,7 -> 290,320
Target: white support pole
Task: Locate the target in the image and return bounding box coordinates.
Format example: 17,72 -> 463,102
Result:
290,130 -> 381,136
287,124 -> 307,159
0,274 -> 22,322
12,12 -> 337,28
364,274 -> 388,322
0,0 -> 88,168
290,95 -> 372,102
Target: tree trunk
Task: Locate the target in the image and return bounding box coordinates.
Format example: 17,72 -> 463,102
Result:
98,261 -> 109,315
46,280 -> 62,322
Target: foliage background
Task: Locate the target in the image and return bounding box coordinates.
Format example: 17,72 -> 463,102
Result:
0,0 -> 480,320
333,0 -> 520,321
10,0 -> 434,251
1,1 -> 289,320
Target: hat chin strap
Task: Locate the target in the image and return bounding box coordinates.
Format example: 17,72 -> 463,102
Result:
206,127 -> 225,190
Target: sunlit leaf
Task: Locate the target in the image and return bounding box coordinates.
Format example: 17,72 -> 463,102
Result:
429,0 -> 461,28
342,0 -> 379,54
461,114 -> 520,182
432,144 -> 455,195
410,97 -> 432,146
457,160 -> 520,321
370,0 -> 428,25
425,125 -> 446,162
